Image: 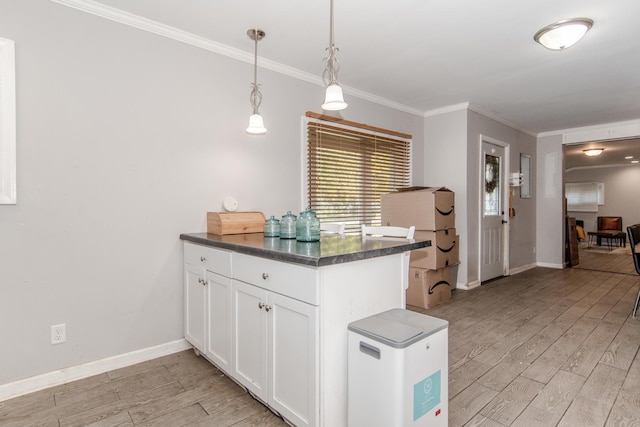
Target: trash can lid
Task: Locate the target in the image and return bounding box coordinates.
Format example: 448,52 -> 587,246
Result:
348,308 -> 448,348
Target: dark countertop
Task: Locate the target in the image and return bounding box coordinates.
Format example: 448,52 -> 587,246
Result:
180,232 -> 431,267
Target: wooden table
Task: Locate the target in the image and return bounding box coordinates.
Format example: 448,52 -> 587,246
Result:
587,230 -> 627,250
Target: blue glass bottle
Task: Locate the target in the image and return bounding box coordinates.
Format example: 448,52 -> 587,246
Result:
264,215 -> 280,237
280,211 -> 297,239
296,208 -> 320,242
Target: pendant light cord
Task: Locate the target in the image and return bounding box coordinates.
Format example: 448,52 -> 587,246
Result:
249,29 -> 263,114
323,0 -> 340,86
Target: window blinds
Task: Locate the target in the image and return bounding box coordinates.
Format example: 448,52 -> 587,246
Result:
566,182 -> 600,212
306,119 -> 411,233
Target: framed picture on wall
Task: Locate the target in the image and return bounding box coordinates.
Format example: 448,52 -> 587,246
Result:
0,38 -> 16,204
520,154 -> 531,199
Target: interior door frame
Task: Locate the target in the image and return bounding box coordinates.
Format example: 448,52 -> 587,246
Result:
478,135 -> 510,281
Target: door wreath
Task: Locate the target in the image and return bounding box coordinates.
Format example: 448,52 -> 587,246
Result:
485,155 -> 499,193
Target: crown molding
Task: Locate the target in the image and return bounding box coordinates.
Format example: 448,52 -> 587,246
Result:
50,0 -> 425,117
422,102 -> 537,137
565,163 -> 640,173
467,104 -> 537,137
538,118 -> 640,142
423,102 -> 470,118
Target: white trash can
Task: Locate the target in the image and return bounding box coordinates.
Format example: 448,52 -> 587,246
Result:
348,308 -> 448,427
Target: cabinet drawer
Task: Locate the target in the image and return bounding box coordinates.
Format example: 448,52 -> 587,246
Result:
233,253 -> 319,305
184,242 -> 232,277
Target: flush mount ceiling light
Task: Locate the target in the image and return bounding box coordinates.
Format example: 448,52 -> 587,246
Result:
583,148 -> 604,156
321,0 -> 347,111
246,28 -> 266,135
534,18 -> 593,50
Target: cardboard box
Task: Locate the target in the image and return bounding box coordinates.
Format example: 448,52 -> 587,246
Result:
381,187 -> 455,231
410,230 -> 459,270
406,266 -> 453,309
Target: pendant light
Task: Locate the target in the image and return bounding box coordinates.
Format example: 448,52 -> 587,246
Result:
322,0 -> 347,111
534,18 -> 593,51
246,28 -> 266,134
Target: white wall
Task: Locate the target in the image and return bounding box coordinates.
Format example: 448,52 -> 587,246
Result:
423,109 -> 537,288
423,110 -> 468,283
535,135 -> 564,268
0,0 -> 425,386
566,166 -> 640,231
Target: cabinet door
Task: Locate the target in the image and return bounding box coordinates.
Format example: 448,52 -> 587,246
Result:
205,271 -> 232,375
184,263 -> 206,352
268,292 -> 318,427
233,279 -> 268,401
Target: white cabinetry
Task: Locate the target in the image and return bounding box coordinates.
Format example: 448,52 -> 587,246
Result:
183,238 -> 409,427
232,253 -> 318,427
183,243 -> 232,374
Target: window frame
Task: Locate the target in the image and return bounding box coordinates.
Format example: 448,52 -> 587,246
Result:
303,115 -> 412,233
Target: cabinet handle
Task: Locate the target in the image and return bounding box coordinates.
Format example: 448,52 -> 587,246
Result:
262,273 -> 269,280
198,277 -> 206,285
200,256 -> 206,262
265,305 -> 272,312
258,302 -> 265,310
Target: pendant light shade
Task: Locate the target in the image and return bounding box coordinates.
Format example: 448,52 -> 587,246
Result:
322,83 -> 347,111
246,28 -> 266,135
322,0 -> 347,111
534,18 -> 593,51
246,113 -> 266,134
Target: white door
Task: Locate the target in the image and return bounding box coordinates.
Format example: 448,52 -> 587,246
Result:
184,263 -> 206,352
268,292 -> 318,427
233,279 -> 268,400
205,271 -> 233,375
481,142 -> 506,282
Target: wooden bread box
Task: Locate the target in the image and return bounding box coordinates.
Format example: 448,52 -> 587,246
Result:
207,211 -> 266,235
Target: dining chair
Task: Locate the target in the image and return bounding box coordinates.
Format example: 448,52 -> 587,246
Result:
626,224 -> 640,319
361,224 -> 416,301
361,224 -> 415,239
320,222 -> 346,235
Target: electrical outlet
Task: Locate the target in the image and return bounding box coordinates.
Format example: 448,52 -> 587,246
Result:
51,324 -> 66,344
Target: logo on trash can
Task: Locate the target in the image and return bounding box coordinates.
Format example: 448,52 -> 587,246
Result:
413,370 -> 441,421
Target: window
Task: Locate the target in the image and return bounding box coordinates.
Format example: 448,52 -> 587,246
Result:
565,182 -> 603,212
484,153 -> 501,216
305,113 -> 411,233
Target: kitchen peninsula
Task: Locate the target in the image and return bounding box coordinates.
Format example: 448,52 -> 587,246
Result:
180,232 -> 430,427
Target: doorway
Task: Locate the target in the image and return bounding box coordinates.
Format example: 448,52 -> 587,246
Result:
480,139 -> 509,282
563,138 -> 640,275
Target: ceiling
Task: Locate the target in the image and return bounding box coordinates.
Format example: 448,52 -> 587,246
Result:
564,137 -> 640,171
80,0 -> 640,135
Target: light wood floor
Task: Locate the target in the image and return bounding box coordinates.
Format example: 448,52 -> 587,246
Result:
2,254 -> 639,426
574,244 -> 637,276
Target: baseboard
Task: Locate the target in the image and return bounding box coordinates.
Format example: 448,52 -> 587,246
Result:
456,279 -> 481,290
0,339 -> 192,402
536,261 -> 565,269
509,263 -> 538,275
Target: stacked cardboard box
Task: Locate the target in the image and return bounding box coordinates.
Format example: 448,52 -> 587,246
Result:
381,187 -> 459,309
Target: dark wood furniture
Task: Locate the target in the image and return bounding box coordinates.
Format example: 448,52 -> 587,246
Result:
591,216 -> 626,248
587,230 -> 627,250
